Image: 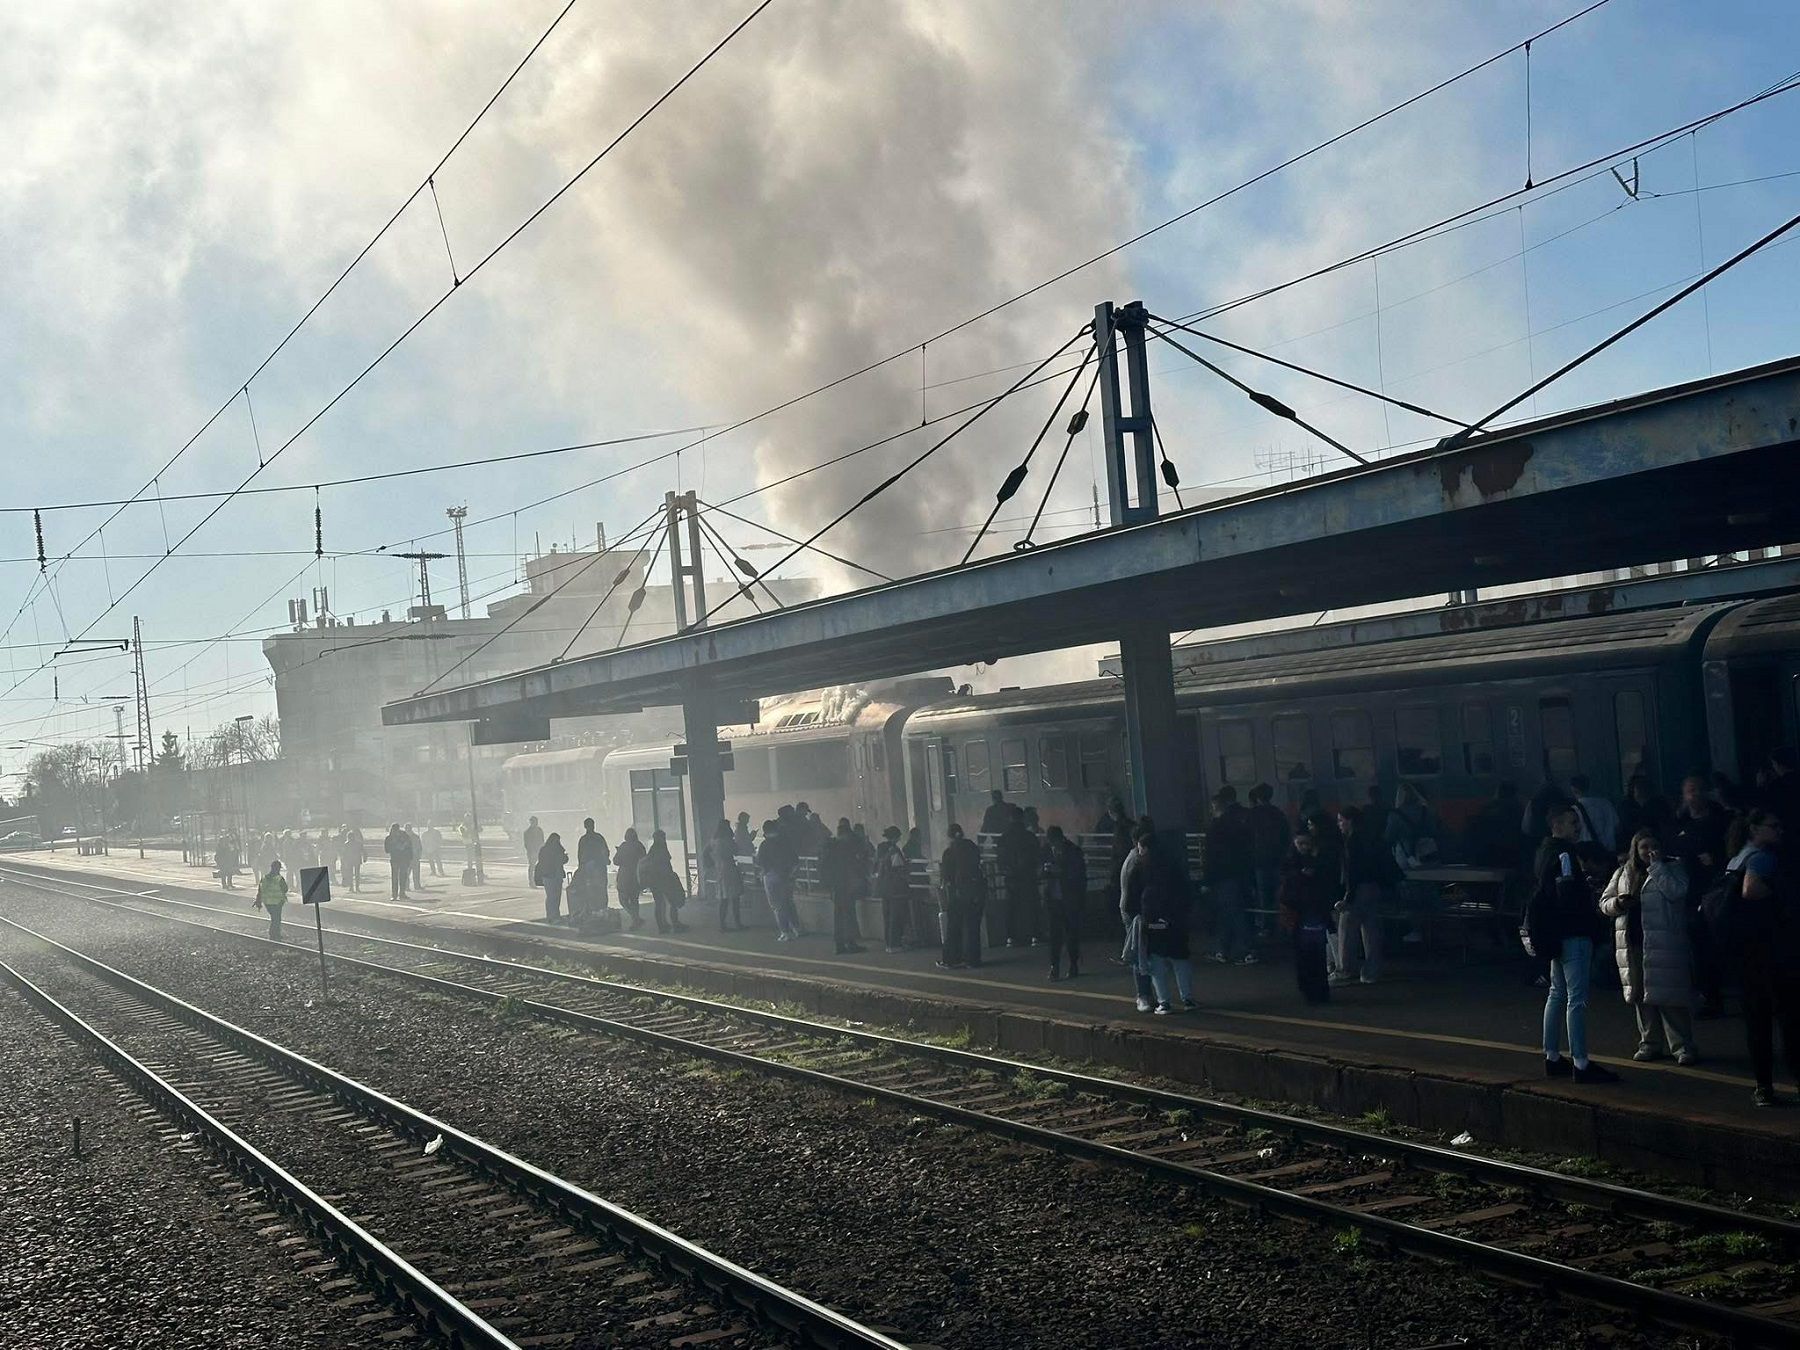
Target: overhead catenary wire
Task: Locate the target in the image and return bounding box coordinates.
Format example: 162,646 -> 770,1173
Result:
697,328 -> 1087,626
1146,324 -> 1369,466
552,509 -> 668,664
1019,362 -> 1105,550
960,338 -> 1099,565
1142,313 -> 1472,428
14,1 -> 774,702
692,499 -> 893,584
692,510 -> 784,612
1440,203 -> 1800,450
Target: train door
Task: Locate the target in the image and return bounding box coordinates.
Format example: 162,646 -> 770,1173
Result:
1729,665 -> 1784,783
628,767 -> 687,842
1593,679 -> 1657,797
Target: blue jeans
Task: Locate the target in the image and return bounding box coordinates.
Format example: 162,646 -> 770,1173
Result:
1210,878 -> 1250,959
761,871 -> 798,937
1149,956 -> 1194,1006
1543,936 -> 1594,1064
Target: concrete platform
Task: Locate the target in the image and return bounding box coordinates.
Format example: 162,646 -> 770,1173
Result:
9,845 -> 1800,1199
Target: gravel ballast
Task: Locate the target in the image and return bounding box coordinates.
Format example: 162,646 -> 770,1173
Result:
0,888 -> 1703,1349
0,984 -> 383,1349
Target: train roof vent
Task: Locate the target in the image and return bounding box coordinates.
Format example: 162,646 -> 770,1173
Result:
776,711 -> 822,728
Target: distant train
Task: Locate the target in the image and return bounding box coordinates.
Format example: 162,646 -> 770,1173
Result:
500,591 -> 1800,855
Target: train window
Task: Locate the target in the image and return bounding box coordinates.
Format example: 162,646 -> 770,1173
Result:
870,740 -> 885,774
1330,711 -> 1375,781
1539,697 -> 1579,778
656,779 -> 685,839
1078,732 -> 1110,789
1218,720 -> 1256,790
1001,738 -> 1029,795
1461,703 -> 1496,776
777,742 -> 847,789
1615,691 -> 1649,789
1039,735 -> 1069,790
926,742 -> 945,813
965,740 -> 990,789
1394,706 -> 1442,777
629,769 -> 658,837
944,744 -> 959,799
1272,715 -> 1311,783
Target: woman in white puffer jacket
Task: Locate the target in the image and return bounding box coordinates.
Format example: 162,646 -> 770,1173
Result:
1599,830 -> 1700,1065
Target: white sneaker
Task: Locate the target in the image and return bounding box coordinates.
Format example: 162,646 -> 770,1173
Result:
1135,997 -> 1153,1013
1358,974 -> 1378,986
1239,953 -> 1260,966
1328,972 -> 1354,986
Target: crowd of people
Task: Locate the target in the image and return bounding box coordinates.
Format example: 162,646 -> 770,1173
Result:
214,820 -> 456,901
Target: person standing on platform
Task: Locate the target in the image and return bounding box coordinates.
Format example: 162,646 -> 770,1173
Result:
1278,831 -> 1333,1004
710,820 -> 745,932
1117,816 -> 1157,1013
936,823 -> 986,970
1726,810 -> 1800,1107
875,826 -> 912,953
422,823 -> 444,878
1669,774 -> 1731,1018
574,818 -> 609,919
1333,805 -> 1399,987
216,832 -> 240,889
1525,804 -> 1620,1084
614,828 -> 646,930
821,819 -> 867,956
757,819 -> 799,941
253,858 -> 288,941
405,822 -> 424,891
316,828 -> 339,885
536,832 -> 568,922
1600,831 -> 1699,1065
383,823 -> 412,900
521,816 -> 545,879
1247,784 -> 1290,931
1040,825 -> 1085,981
644,831 -> 689,934
1132,827 -> 1196,1015
342,826 -> 365,893
1204,787 -> 1256,965
733,812 -> 755,859
996,809 -> 1041,948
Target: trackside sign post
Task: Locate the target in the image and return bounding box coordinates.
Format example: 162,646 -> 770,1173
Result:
298,865 -> 331,1003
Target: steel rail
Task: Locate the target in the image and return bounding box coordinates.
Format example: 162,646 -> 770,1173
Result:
7,872 -> 1797,1346
23,862 -> 1796,1244
0,912 -> 909,1350
0,956 -> 519,1350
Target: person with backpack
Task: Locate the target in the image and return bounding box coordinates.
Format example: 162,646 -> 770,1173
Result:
253,858 -> 288,941
1723,810 -> 1800,1107
1599,830 -> 1699,1066
1524,804 -> 1620,1084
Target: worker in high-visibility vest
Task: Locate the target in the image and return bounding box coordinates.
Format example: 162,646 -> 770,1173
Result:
254,858 -> 288,941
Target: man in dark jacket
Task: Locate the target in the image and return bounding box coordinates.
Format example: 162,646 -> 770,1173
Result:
996,809 -> 1041,948
1278,833 -> 1334,1005
383,823 -> 412,900
1334,804 -> 1400,986
820,820 -> 867,956
937,823 -> 986,970
573,817 -> 609,919
1668,774 -> 1730,1016
979,789 -> 1011,839
874,826 -> 912,953
1246,783 -> 1290,934
521,816 -> 545,880
1040,826 -> 1085,981
613,828 -> 647,929
1526,804 -> 1619,1084
1203,787 -> 1256,964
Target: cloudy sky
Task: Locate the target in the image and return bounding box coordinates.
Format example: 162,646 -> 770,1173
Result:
4,0 -> 1800,772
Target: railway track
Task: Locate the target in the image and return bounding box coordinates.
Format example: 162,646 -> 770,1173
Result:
9,864 -> 1800,1347
0,908 -> 906,1350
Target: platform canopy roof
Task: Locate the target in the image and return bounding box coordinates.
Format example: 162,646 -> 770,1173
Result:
385,354 -> 1800,730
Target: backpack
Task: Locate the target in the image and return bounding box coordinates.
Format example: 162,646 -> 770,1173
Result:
1700,867 -> 1746,952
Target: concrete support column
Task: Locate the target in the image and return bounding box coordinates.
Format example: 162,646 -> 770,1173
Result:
1118,622 -> 1185,828
682,700 -> 726,850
